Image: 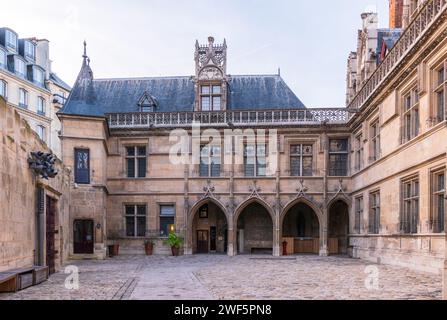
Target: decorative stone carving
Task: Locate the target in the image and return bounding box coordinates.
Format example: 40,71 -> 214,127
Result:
248,180 -> 262,199
28,151 -> 58,179
202,179 -> 216,199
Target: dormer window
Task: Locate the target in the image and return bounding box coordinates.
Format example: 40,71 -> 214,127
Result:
0,49 -> 5,69
24,40 -> 35,61
138,91 -> 158,112
32,66 -> 45,86
14,57 -> 26,78
5,30 -> 17,51
200,84 -> 221,111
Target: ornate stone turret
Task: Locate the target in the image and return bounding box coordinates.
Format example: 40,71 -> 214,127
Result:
193,37 -> 229,111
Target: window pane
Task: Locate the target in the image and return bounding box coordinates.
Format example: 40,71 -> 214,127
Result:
290,156 -> 300,176
212,96 -> 221,110
160,216 -> 174,236
290,145 -> 300,155
201,86 -> 210,94
137,146 -> 146,156
329,139 -> 348,152
137,205 -> 146,216
201,97 -> 210,110
0,81 -> 6,97
302,156 -> 313,176
212,85 -> 221,94
75,149 -> 90,184
126,216 -> 135,237
137,217 -> 146,237
125,205 -> 135,216
126,147 -> 135,156
160,205 -> 175,216
0,50 -> 5,68
137,158 -> 146,178
127,158 -> 135,178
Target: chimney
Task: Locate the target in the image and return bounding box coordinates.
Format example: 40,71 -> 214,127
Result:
35,39 -> 51,79
361,12 -> 378,30
389,0 -> 404,29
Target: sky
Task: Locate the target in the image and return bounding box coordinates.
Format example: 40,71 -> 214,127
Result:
1,0 -> 389,107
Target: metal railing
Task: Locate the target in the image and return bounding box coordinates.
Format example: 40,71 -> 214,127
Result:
348,0 -> 447,110
107,108 -> 351,129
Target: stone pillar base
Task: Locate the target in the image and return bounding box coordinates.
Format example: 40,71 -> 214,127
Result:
227,245 -> 235,257
273,244 -> 280,257
319,247 -> 329,257
184,247 -> 193,255
443,260 -> 447,300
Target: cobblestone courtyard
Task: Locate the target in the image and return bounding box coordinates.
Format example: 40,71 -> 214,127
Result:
0,255 -> 442,300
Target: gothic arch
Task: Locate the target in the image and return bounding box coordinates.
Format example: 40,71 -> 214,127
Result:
188,197 -> 229,230
280,197 -> 323,227
327,195 -> 351,212
234,197 -> 275,223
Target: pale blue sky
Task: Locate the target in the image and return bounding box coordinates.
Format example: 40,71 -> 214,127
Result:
1,0 -> 389,106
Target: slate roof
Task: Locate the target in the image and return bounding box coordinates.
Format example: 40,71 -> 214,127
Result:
50,72 -> 71,91
59,61 -> 306,117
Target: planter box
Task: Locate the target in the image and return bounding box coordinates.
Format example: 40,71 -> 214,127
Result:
33,266 -> 49,285
18,272 -> 33,290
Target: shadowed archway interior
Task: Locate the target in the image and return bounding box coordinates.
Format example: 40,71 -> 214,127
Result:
192,201 -> 228,254
282,202 -> 320,254
328,200 -> 350,255
237,203 -> 273,255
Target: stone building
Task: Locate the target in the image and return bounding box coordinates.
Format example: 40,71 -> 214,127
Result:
58,1 -> 447,298
0,27 -> 71,158
0,96 -> 70,273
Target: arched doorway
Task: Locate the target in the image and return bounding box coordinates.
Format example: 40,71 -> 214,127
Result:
236,202 -> 273,255
282,202 -> 320,254
328,200 -> 350,255
191,200 -> 228,254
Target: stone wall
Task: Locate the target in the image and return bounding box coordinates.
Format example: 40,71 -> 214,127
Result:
0,96 -> 70,272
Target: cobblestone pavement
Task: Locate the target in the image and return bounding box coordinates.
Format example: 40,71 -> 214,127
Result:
0,255 -> 442,300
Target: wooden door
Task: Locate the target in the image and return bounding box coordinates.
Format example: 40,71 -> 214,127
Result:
197,230 -> 209,254
46,197 -> 57,274
73,220 -> 94,254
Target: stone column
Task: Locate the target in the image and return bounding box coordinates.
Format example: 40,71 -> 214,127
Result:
319,206 -> 329,257
443,193 -> 447,300
227,216 -> 235,256
273,211 -> 280,257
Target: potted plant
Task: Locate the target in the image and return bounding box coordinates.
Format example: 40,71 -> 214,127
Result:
144,240 -> 154,256
164,232 -> 183,256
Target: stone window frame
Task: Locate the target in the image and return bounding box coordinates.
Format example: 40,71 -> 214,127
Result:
36,124 -> 45,141
353,129 -> 364,172
200,82 -> 222,111
328,137 -> 350,177
243,143 -> 268,177
0,79 -> 7,99
400,175 -> 420,234
369,117 -> 381,163
74,148 -> 90,185
123,203 -> 147,238
368,190 -> 380,234
19,87 -> 28,108
124,145 -> 147,179
401,84 -> 420,144
199,144 -> 221,177
37,96 -> 46,116
430,167 -> 445,233
354,195 -> 364,234
158,203 -> 176,238
431,59 -> 447,125
288,143 -> 314,177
